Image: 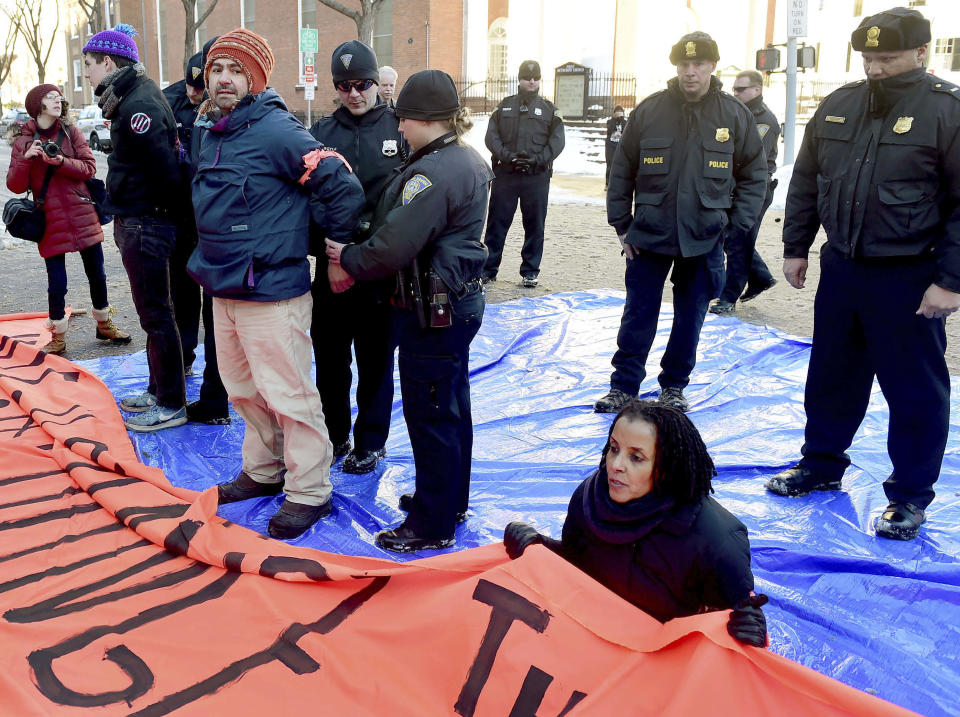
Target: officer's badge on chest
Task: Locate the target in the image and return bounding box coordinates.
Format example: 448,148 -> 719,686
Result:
715,127 -> 729,142
534,107 -> 542,116
893,116 -> 913,134
382,139 -> 398,156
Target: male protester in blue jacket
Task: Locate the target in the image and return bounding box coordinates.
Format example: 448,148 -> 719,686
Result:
187,30 -> 365,540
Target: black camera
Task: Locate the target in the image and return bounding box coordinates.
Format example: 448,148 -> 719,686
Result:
41,141 -> 61,158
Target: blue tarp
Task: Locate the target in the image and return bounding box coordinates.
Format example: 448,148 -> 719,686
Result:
78,290 -> 960,717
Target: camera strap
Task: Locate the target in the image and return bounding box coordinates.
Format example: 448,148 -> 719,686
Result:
30,127 -> 65,208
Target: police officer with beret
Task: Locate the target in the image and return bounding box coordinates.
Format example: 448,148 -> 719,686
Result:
595,32 -> 767,414
482,60 -> 565,288
766,7 -> 960,541
309,40 -> 406,475
325,69 -> 492,552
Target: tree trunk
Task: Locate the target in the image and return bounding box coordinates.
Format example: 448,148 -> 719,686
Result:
181,0 -> 220,78
318,0 -> 381,44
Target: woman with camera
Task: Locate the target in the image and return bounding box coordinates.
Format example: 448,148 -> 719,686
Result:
6,83 -> 129,354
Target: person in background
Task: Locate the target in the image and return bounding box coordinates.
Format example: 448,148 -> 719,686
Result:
188,29 -> 365,540
504,399 -> 768,647
710,70 -> 780,315
84,24 -> 187,432
7,84 -> 130,355
308,40 -> 405,474
326,69 -> 492,552
378,65 -> 398,108
604,105 -> 626,189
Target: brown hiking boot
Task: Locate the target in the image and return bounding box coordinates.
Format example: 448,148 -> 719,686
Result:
43,333 -> 66,355
92,307 -> 132,344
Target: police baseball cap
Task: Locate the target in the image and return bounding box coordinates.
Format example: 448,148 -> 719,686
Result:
185,50 -> 206,89
395,69 -> 460,121
518,60 -> 541,80
331,40 -> 379,84
851,7 -> 931,52
669,32 -> 720,65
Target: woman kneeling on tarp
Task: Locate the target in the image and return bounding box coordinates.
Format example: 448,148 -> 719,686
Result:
504,399 -> 768,646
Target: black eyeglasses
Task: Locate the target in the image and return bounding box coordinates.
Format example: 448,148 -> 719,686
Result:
335,79 -> 376,93
732,86 -> 760,93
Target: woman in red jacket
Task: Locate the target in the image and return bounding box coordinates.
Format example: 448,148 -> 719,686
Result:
6,84 -> 129,354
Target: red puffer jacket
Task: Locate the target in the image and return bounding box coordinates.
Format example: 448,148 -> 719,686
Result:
6,119 -> 103,259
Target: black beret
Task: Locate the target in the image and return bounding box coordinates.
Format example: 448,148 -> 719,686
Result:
851,7 -> 930,52
185,51 -> 205,89
669,32 -> 720,65
518,60 -> 541,80
331,40 -> 379,84
395,69 -> 460,121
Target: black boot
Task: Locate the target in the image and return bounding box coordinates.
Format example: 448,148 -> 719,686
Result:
342,447 -> 387,474
399,493 -> 467,524
765,465 -> 842,497
217,472 -> 284,504
267,498 -> 332,540
874,502 -> 925,541
375,523 -> 454,553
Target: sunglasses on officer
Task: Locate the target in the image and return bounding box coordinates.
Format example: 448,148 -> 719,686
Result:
732,85 -> 760,93
335,79 -> 377,93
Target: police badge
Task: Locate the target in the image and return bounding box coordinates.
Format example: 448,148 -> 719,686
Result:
382,139 -> 398,156
865,26 -> 880,48
715,127 -> 729,142
685,42 -> 697,58
893,116 -> 913,134
340,54 -> 353,69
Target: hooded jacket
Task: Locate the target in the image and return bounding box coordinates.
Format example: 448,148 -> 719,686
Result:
187,89 -> 365,301
7,119 -> 103,259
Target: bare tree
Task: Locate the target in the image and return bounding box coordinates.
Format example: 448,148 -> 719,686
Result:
318,0 -> 385,45
0,11 -> 21,90
75,0 -> 105,37
9,0 -> 60,84
180,0 -> 220,75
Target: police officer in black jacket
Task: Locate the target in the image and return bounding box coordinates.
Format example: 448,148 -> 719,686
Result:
711,70 -> 781,314
482,60 -> 565,288
766,7 -> 960,541
326,70 -> 492,552
308,40 -> 406,474
595,32 -> 767,415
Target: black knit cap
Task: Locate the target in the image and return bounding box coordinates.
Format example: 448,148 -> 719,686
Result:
518,60 -> 541,80
395,69 -> 460,121
331,40 -> 379,84
851,7 -> 930,52
669,31 -> 720,65
185,50 -> 205,88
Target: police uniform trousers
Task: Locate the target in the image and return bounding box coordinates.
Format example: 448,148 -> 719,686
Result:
310,263 -> 395,453
799,245 -> 949,510
610,243 -> 724,395
394,288 -> 484,539
483,170 -> 550,279
719,185 -> 775,303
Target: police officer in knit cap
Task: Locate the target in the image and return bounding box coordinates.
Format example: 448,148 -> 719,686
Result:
482,59 -> 565,288
326,69 -> 493,552
308,40 -> 406,475
596,31 -> 766,414
765,7 -> 960,541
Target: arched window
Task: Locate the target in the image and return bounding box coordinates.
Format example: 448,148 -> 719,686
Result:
488,17 -> 508,80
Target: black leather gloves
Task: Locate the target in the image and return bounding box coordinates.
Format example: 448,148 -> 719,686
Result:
727,594 -> 769,647
503,521 -> 543,559
511,152 -> 533,174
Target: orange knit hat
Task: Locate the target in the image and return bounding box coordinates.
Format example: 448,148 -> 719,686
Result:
204,28 -> 275,95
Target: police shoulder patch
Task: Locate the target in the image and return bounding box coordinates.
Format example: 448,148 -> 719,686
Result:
402,174 -> 432,205
757,123 -> 770,139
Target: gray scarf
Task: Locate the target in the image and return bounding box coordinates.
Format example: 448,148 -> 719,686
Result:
96,63 -> 147,119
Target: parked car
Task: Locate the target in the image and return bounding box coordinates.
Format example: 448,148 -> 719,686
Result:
76,105 -> 112,152
2,107 -> 31,145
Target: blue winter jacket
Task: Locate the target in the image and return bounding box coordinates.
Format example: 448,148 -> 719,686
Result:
188,89 -> 364,301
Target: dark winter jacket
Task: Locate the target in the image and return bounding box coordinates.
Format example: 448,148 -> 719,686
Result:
607,76 -> 767,258
187,89 -> 365,302
340,132 -> 493,294
783,69 -> 960,292
543,468 -> 754,623
745,94 -> 780,179
101,68 -> 184,218
485,90 -> 565,175
7,119 -> 103,259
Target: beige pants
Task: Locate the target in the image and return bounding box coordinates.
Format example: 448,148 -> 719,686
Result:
213,292 -> 332,506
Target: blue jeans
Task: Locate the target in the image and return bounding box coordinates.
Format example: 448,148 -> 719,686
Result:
114,215 -> 185,409
44,243 -> 108,321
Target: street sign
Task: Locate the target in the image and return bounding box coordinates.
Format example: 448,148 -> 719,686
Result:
304,65 -> 314,75
303,54 -> 314,67
788,0 -> 807,38
304,84 -> 315,101
299,28 -> 318,54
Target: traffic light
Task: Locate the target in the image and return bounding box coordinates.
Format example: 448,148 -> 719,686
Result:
797,45 -> 816,68
756,48 -> 781,72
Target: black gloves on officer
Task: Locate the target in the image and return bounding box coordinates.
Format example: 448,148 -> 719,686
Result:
727,593 -> 769,647
503,521 -> 543,558
511,152 -> 533,174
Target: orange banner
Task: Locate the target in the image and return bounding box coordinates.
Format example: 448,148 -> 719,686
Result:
0,317 -> 916,715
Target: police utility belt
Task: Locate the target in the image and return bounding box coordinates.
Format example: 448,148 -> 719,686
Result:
392,257 -> 481,329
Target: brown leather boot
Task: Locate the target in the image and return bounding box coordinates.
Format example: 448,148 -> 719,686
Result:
92,306 -> 132,344
43,317 -> 68,355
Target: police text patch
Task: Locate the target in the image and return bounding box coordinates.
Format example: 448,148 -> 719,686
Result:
402,174 -> 432,205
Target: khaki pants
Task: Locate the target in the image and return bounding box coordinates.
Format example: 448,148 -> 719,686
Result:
213,292 -> 332,506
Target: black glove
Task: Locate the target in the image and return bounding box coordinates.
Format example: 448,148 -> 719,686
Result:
503,521 -> 543,559
727,594 -> 768,647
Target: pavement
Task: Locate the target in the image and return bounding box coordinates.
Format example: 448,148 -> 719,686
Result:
1,143 -> 958,373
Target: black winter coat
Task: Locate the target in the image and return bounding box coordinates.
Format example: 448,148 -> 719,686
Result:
607,76 -> 767,258
485,91 -> 565,175
543,469 -> 755,623
783,69 -> 960,292
744,94 -> 780,179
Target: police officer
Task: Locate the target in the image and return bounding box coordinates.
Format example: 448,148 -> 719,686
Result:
765,7 -> 960,541
605,105 -> 626,189
710,70 -> 780,314
595,32 -> 767,414
325,69 -> 492,552
308,40 -> 406,474
482,60 -> 565,287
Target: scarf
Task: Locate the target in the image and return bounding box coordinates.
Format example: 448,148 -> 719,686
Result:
868,67 -> 926,118
96,63 -> 147,119
581,467 -> 677,545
